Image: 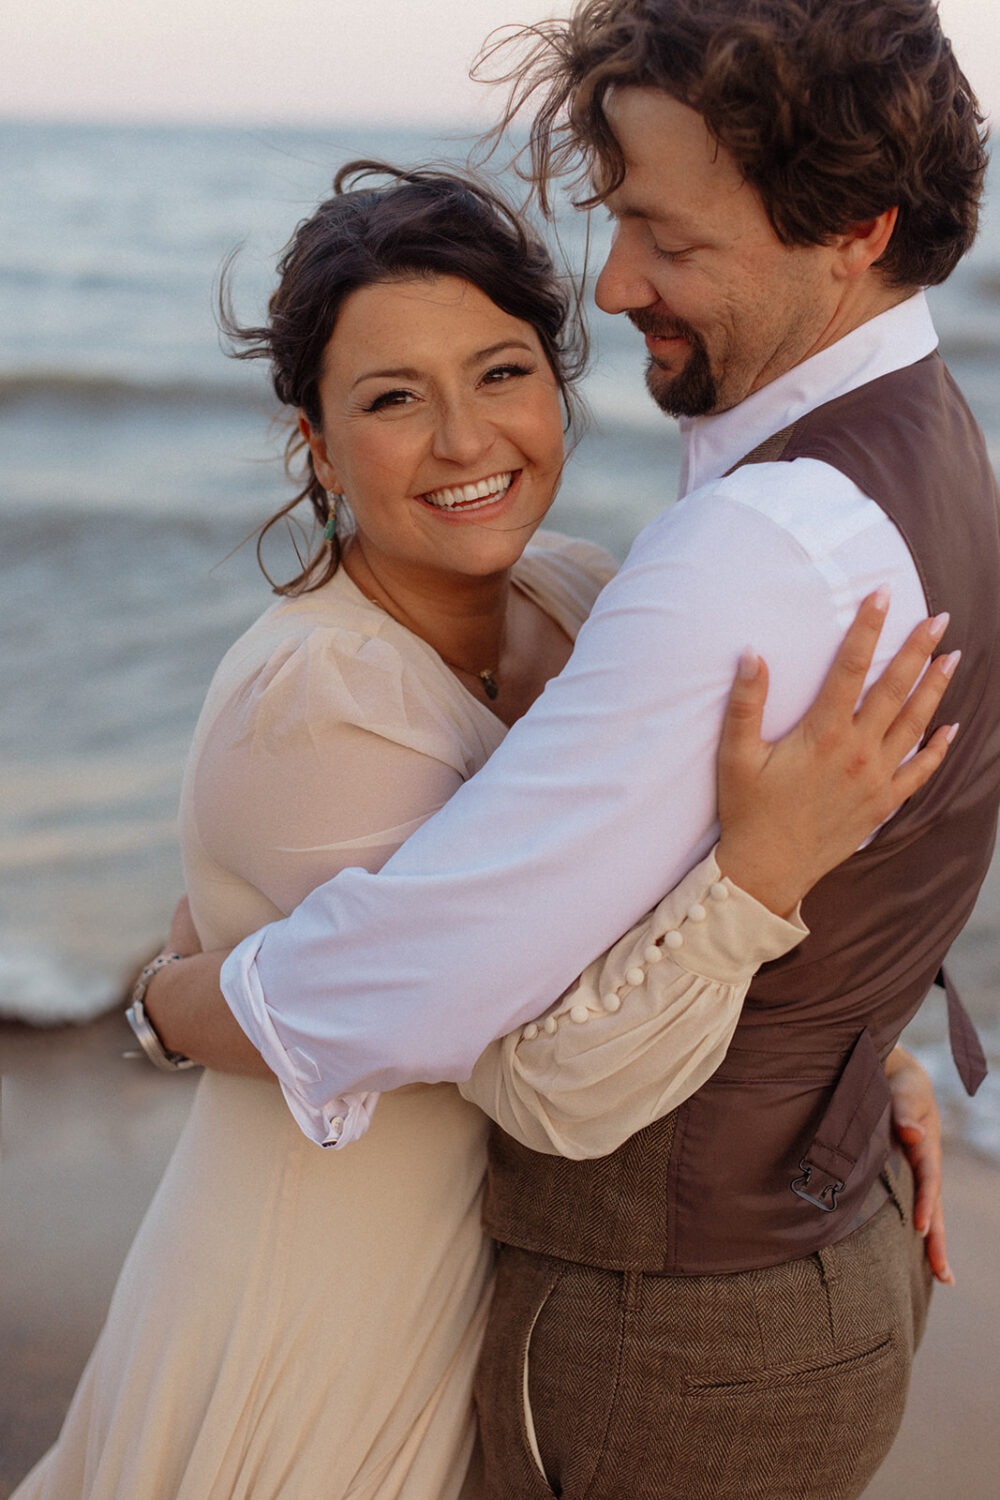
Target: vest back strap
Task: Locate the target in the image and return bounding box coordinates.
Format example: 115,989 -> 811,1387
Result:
937,966 -> 988,1095
791,1028 -> 889,1212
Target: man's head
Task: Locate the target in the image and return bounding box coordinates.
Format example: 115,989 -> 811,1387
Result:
494,0 -> 987,414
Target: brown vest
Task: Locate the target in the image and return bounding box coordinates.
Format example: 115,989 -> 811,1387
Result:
484,353 -> 1000,1274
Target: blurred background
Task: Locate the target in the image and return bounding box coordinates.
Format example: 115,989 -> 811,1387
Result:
1,3 -> 999,1495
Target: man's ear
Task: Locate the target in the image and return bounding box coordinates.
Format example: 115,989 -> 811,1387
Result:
299,412 -> 341,492
832,206 -> 899,280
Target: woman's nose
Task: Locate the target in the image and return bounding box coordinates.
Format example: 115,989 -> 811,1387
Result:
431,398 -> 496,465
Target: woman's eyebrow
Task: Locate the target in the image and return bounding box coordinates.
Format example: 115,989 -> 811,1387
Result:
351,340 -> 536,390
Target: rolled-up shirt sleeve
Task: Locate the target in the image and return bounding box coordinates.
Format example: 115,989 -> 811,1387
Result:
221,464 -> 926,1146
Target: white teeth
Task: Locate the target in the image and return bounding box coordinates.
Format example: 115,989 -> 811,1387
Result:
422,472 -> 513,510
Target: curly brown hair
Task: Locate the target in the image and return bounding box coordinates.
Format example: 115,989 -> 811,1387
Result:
220,161 -> 586,595
482,0 -> 987,289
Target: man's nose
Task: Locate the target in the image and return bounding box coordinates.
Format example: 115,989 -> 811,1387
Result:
594,229 -> 657,315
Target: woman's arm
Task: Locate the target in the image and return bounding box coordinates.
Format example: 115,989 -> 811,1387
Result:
458,846 -> 805,1155
143,626 -> 474,1076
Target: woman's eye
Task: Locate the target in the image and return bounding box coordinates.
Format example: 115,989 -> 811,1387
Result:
482,362 -> 533,385
365,388 -> 415,413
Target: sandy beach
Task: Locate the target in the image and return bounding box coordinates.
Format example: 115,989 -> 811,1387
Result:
1,1009 -> 998,1499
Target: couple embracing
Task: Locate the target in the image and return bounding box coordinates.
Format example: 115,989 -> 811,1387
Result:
18,2 -> 998,1498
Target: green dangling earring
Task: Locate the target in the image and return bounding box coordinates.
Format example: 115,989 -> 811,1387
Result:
323,491 -> 341,542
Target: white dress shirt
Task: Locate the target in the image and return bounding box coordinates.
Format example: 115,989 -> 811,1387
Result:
222,294 -> 936,1146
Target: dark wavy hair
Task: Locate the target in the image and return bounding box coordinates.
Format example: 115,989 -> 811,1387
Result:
220,161 -> 586,596
481,0 -> 987,289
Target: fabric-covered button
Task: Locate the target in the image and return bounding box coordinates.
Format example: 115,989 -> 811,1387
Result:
710,882 -> 729,902
687,902 -> 707,923
329,1116 -> 345,1141
626,966 -> 645,987
570,1004 -> 590,1025
644,945 -> 662,965
543,1014 -> 558,1035
602,992 -> 622,1013
664,929 -> 684,950
522,1022 -> 539,1041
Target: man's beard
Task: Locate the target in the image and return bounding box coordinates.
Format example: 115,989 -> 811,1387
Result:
629,311 -> 718,418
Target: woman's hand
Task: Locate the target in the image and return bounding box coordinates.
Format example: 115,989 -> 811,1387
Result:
885,1043 -> 953,1284
714,591 -> 958,916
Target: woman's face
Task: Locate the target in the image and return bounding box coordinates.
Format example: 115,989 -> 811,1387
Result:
301,275 -> 566,588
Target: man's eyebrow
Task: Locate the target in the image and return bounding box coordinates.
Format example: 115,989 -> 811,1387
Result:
610,201 -> 700,235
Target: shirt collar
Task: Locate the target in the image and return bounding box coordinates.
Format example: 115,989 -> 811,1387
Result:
677,292 -> 939,497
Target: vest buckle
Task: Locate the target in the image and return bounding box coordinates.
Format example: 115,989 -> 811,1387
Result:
791,1158 -> 844,1212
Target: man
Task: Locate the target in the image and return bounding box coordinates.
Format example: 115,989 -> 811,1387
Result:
151,1 -> 998,1494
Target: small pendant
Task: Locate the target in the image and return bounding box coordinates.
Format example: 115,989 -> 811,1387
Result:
480,672 -> 499,700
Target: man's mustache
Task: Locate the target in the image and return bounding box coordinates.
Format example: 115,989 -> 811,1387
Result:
627,309 -> 701,345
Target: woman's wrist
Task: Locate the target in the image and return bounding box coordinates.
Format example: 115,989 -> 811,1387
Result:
714,830 -> 808,920
144,949 -> 274,1078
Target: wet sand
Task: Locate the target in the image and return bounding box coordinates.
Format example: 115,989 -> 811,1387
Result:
1,1010 -> 998,1499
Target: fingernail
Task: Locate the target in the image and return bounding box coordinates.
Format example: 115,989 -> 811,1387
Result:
928,611 -> 950,642
944,722 -> 960,743
873,585 -> 891,612
940,649 -> 961,678
738,647 -> 759,680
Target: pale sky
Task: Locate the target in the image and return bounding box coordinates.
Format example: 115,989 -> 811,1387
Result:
2,0 -> 997,128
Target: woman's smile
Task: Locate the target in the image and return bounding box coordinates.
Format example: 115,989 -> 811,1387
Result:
418,470 -> 517,515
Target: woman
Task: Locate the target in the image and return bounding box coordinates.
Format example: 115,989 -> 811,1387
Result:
13,163 -> 952,1500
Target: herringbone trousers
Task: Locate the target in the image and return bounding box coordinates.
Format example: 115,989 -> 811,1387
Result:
475,1167 -> 931,1498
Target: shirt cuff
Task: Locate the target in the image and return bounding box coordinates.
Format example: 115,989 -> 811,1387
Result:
220,931 -> 379,1148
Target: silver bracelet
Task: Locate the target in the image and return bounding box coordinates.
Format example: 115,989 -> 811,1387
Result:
124,952 -> 197,1072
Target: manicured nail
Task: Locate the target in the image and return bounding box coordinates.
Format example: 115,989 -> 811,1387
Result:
944,722 -> 960,744
738,647 -> 759,680
928,611 -> 951,642
940,649 -> 961,678
872,585 -> 891,612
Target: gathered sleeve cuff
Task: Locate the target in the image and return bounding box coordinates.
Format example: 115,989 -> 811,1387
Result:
457,848 -> 807,1159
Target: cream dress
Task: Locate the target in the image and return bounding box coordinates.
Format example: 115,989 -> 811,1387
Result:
14,533 -> 804,1500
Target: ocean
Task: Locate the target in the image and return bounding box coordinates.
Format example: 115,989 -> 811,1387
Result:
2,117 -> 998,1158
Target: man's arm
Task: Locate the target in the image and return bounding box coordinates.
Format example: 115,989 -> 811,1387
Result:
206,471 -> 928,1144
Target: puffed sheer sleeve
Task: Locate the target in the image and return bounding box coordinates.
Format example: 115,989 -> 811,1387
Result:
459,849 -> 807,1159
184,617 -> 483,941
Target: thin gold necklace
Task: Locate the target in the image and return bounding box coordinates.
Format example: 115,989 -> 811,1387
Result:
359,572 -> 506,701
